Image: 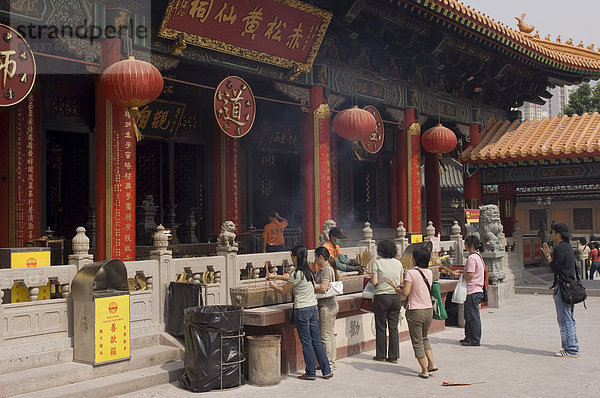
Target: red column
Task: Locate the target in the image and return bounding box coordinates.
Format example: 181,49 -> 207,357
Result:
222,135 -> 241,229
0,92 -> 41,247
213,123 -> 222,235
464,123 -> 482,209
396,117 -> 410,227
390,158 -> 397,228
302,87 -> 330,249
425,152 -> 441,233
95,39 -> 136,261
404,110 -> 422,234
0,109 -> 8,247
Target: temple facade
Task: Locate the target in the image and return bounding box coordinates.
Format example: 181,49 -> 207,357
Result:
2,0 -> 600,260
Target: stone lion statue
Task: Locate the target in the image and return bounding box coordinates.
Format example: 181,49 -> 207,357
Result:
217,221 -> 238,248
319,219 -> 337,245
478,204 -> 504,252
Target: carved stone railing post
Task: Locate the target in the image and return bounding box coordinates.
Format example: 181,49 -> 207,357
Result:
68,227 -> 94,270
450,221 -> 465,265
395,221 -> 409,257
425,221 -> 436,241
360,221 -> 377,256
216,221 -> 239,305
149,224 -> 172,324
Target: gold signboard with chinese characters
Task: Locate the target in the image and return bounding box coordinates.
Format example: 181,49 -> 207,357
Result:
158,0 -> 332,74
0,23 -> 36,107
134,99 -> 186,140
214,76 -> 256,138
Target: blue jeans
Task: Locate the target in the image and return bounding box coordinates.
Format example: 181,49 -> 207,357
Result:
294,306 -> 332,377
464,292 -> 484,344
553,286 -> 579,354
590,262 -> 600,280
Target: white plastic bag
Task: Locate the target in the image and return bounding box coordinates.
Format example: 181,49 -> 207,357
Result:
362,281 -> 375,300
451,275 -> 467,304
315,281 -> 344,299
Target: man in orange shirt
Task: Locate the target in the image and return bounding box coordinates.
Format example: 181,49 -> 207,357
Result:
262,212 -> 288,253
323,227 -> 363,273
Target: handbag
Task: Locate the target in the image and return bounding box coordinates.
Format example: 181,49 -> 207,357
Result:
416,268 -> 448,321
559,260 -> 587,308
315,280 -> 344,299
451,275 -> 467,304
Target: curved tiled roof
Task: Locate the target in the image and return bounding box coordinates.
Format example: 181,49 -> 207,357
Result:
421,158 -> 464,189
402,0 -> 600,76
459,113 -> 600,163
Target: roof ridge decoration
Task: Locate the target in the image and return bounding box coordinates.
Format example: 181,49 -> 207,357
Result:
459,112 -> 600,164
401,0 -> 600,76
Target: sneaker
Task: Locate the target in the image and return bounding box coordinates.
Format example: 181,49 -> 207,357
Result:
554,350 -> 579,358
372,356 -> 386,362
298,374 -> 316,380
460,340 -> 480,346
323,373 -> 334,379
386,358 -> 398,363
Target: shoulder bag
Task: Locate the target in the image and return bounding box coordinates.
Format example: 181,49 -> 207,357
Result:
416,268 -> 448,321
559,259 -> 587,309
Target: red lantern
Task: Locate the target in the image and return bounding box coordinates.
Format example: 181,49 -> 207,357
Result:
332,106 -> 377,142
100,55 -> 164,140
421,124 -> 457,158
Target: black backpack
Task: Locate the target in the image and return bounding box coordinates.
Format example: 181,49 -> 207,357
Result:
559,260 -> 587,309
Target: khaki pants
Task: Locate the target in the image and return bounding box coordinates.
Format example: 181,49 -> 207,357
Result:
406,308 -> 433,358
318,300 -> 339,367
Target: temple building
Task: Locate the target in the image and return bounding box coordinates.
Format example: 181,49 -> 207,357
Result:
2,0 -> 600,260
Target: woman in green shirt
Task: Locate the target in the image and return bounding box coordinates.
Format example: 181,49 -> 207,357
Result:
371,239 -> 404,363
269,245 -> 333,380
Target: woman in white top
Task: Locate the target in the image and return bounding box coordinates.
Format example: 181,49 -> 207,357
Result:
370,239 -> 404,363
314,246 -> 340,369
268,245 -> 333,380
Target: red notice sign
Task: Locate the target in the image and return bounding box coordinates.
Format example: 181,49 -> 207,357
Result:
159,0 -> 332,73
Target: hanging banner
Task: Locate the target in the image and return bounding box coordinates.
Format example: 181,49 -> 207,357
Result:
159,0 -> 331,73
0,23 -> 36,107
360,105 -> 384,154
214,76 -> 256,138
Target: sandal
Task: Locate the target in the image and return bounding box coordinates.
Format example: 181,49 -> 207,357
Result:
428,367 -> 439,372
418,372 -> 429,379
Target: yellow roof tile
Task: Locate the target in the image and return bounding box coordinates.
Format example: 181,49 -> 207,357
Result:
459,113 -> 600,163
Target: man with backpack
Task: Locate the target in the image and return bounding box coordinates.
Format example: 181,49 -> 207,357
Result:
542,223 -> 580,358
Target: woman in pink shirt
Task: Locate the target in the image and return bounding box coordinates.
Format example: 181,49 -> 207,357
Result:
397,242 -> 438,379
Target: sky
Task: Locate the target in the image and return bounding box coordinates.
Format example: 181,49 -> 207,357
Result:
462,0 -> 600,48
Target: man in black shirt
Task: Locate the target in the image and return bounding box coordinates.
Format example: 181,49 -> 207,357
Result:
542,223 -> 579,358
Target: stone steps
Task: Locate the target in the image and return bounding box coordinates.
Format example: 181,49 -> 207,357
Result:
12,360 -> 184,398
0,344 -> 183,397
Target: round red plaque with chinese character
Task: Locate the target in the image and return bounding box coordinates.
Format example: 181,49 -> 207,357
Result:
214,76 -> 256,138
0,24 -> 36,107
359,105 -> 384,153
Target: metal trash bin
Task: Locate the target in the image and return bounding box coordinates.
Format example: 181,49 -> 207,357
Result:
247,335 -> 281,386
72,259 -> 130,365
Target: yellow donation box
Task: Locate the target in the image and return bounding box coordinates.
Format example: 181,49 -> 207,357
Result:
72,259 -> 131,365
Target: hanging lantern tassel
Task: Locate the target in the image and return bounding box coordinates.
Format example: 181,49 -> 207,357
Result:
128,107 -> 143,142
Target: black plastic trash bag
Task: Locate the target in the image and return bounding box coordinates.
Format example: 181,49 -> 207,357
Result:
166,282 -> 202,337
445,291 -> 459,326
179,305 -> 245,392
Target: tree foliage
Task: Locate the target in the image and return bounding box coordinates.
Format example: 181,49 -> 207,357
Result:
563,82 -> 600,116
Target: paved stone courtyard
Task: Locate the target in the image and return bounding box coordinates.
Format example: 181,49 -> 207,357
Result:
119,293 -> 599,398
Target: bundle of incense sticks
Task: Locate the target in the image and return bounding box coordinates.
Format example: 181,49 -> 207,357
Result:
384,277 -> 398,289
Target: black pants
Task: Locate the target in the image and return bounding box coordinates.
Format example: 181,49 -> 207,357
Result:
373,294 -> 402,360
464,292 -> 484,344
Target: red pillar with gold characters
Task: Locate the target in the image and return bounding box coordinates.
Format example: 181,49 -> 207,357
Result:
95,39 -> 136,261
302,86 -> 330,249
221,135 -> 242,229
396,124 -> 408,228
404,109 -> 422,234
499,184 -> 516,236
464,123 -> 482,209
0,23 -> 39,247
